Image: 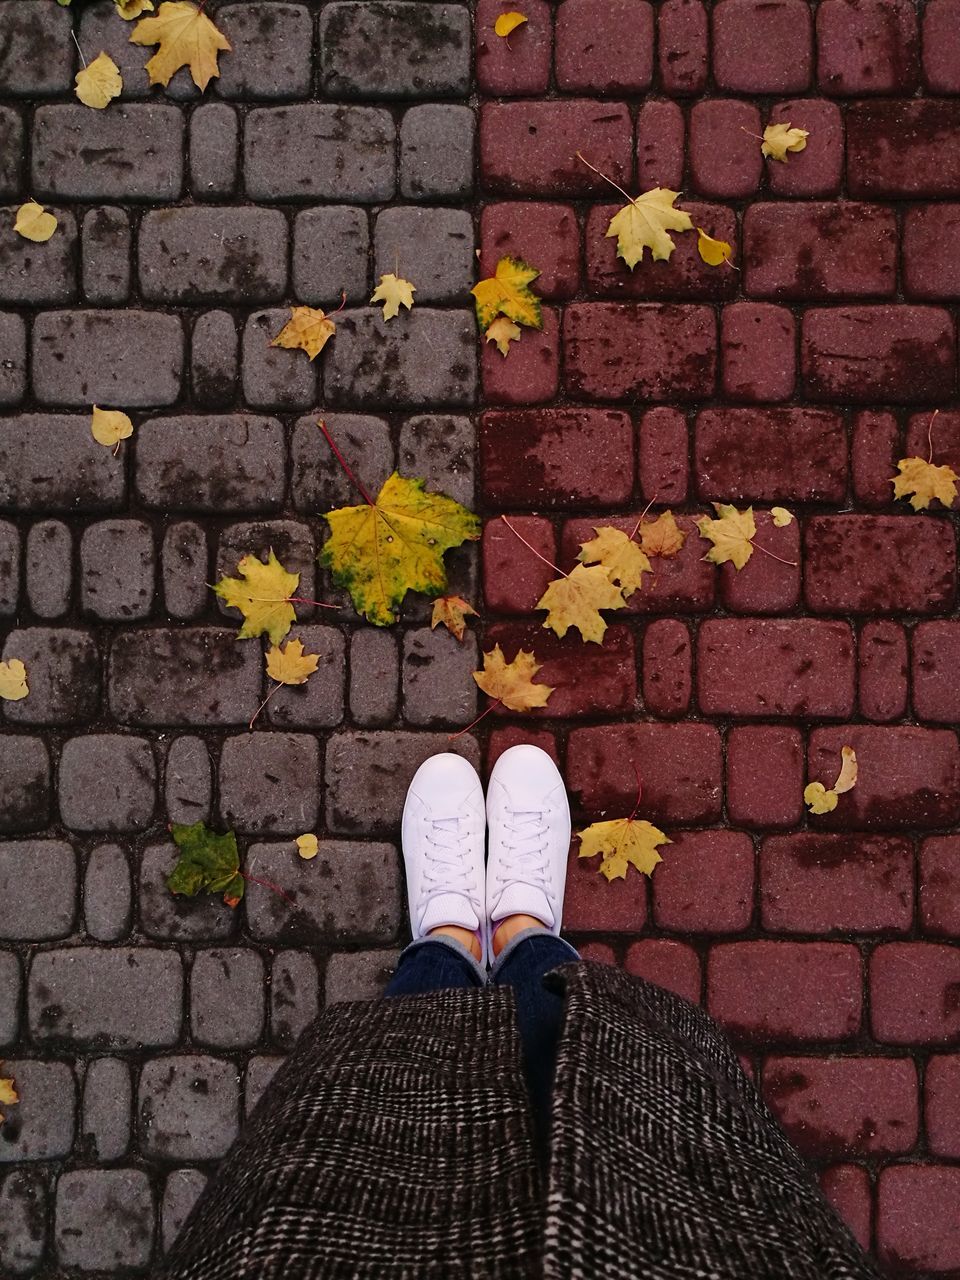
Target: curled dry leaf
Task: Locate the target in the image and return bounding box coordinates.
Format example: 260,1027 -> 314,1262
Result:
370,272 -> 416,321
471,255 -> 542,332
537,562 -> 626,645
606,188 -> 694,269
0,1064 -> 18,1125
578,818 -> 671,882
473,645 -> 554,712
805,745 -> 858,814
431,595 -> 478,642
116,0 -> 155,17
485,316 -> 522,357
637,510 -> 686,558
167,820 -> 244,908
761,122 -> 809,162
891,456 -> 958,511
771,506 -> 795,527
91,405 -> 133,447
75,51 -> 123,109
296,833 -> 319,860
494,10 -> 527,36
130,0 -> 232,92
14,201 -> 57,243
577,527 -> 651,599
0,658 -> 28,702
696,503 -> 756,570
265,638 -> 320,686
214,549 -> 299,646
271,306 -> 336,361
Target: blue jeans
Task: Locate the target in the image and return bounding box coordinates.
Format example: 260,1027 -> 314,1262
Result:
384,927 -> 580,1169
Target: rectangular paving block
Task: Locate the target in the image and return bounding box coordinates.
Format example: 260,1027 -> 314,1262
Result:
140,208 -> 288,304
480,100 -> 633,195
0,1061 -> 75,1163
744,202 -> 897,299
135,415 -> 286,513
0,205 -> 76,304
214,3 -> 314,99
0,1 -> 74,96
804,515 -> 956,614
802,305 -> 956,403
81,206 -> 132,304
486,622 -> 637,717
696,408 -> 847,502
32,311 -> 183,408
848,101 -> 960,197
0,840 -> 76,941
0,107 -> 22,198
319,2 -> 470,97
0,415 -> 125,513
138,1056 -> 238,1160
245,105 -> 395,201
32,104 -> 184,200
2,628 -> 100,727
55,1169 -> 153,1271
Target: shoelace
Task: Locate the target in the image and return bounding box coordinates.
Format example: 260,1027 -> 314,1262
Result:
418,815 -> 479,910
493,807 -> 550,890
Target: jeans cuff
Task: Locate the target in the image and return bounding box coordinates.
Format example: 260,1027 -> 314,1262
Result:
399,933 -> 488,986
488,925 -> 580,983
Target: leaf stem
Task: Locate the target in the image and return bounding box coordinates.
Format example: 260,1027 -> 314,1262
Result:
248,680 -> 282,730
238,869 -> 297,907
928,407 -> 940,464
70,28 -> 87,68
287,595 -> 340,610
575,150 -> 637,206
331,289 -> 347,314
317,418 -> 377,507
627,762 -> 643,821
448,698 -> 502,740
752,539 -> 798,567
500,514 -> 567,577
628,496 -> 657,543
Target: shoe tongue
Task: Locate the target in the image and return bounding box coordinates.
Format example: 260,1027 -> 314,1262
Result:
421,892 -> 479,934
492,883 -> 554,929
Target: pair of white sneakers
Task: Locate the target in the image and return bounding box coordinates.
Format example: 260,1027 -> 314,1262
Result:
401,745 -> 573,970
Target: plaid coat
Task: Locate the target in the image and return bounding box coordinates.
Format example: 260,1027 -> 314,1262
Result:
160,961 -> 882,1279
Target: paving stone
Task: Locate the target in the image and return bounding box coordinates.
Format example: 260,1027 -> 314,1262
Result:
0,1169 -> 46,1274
923,0 -> 960,92
83,844 -> 132,944
0,840 -> 75,942
292,414 -> 392,515
486,622 -> 636,718
0,1061 -> 75,1163
266,626 -> 346,729
920,836 -> 960,937
77,0 -> 161,99
0,736 -> 50,834
349,630 -> 400,727
29,948 -> 182,1049
271,951 -> 319,1048
109,627 -> 261,727
642,618 -> 692,718
0,205 -> 76,304
292,206 -> 369,306
400,104 -> 474,200
564,840 -> 648,934
398,415 -> 475,506
80,520 -> 155,622
480,100 -> 632,196
32,104 -> 183,200
481,516 -> 555,613
639,408 -> 689,503
138,1056 -> 239,1161
713,0 -> 812,92
325,950 -> 401,1004
0,314 -> 25,406
33,310 -> 183,408
374,207 -> 474,303
635,99 -> 685,191
1,628 -> 99,726
658,0 -> 708,95
859,620 -> 908,722
241,310 -> 318,410
319,2 -> 470,97
162,1169 -> 208,1253
871,943 -> 960,1044
0,952 -> 20,1048
215,3 -> 312,99
81,207 -> 131,305
219,733 -> 319,835
878,1165 -> 960,1274
905,407 -> 960,479
817,0 -> 918,95
401,626 -> 478,727
245,105 -> 395,201
55,1168 -> 153,1270
726,725 -> 804,830
0,520 -> 16,615
139,841 -> 236,942
216,521 -> 316,627
847,100 -> 960,197
162,522 -> 210,620
689,100 -> 763,197
59,735 -> 155,834
851,410 -> 900,509
0,415 -> 125,515
165,737 -> 212,827
744,203 -> 896,300
624,940 -> 702,1005
246,840 -> 400,943
188,103 -> 239,201
718,512 -> 801,615
191,949 -> 265,1050
481,305 -> 560,406
141,208 -> 287,305
475,0 -> 551,95
323,309 -> 476,408
135,415 -> 285,514
81,1058 -> 131,1163
0,107 -> 23,198
913,622 -> 960,723
244,1055 -> 285,1117
766,99 -> 844,197
480,202 -> 580,301
555,0 -> 654,92
720,304 -> 795,403
0,0 -> 73,95
191,311 -> 239,408
651,831 -> 754,933
926,1055 -> 960,1157
696,408 -> 845,501
820,1165 -> 872,1253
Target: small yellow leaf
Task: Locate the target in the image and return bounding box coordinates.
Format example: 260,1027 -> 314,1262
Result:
696,226 -> 732,267
265,638 -> 320,686
115,0 -> 154,17
606,188 -> 694,269
471,255 -> 542,332
14,201 -> 57,243
91,406 -> 133,447
271,306 -> 336,361
804,782 -> 838,815
577,818 -> 671,882
577,526 -> 651,599
370,272 -> 416,321
834,745 -> 858,795
494,10 -> 527,36
213,550 -> 299,646
75,50 -> 123,108
485,316 -> 522,357
761,122 -> 809,162
296,833 -> 319,860
0,659 -> 28,702
473,644 -> 554,712
891,456 -> 959,511
537,563 -> 626,645
805,745 -> 857,814
637,511 -> 686,558
431,595 -> 478,642
771,506 -> 795,527
130,0 -> 231,91
0,1063 -> 18,1124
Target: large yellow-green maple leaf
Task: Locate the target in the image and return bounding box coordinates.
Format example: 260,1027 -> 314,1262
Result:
321,473 -> 481,626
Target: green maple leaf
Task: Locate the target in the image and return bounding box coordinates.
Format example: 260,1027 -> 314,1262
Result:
167,821 -> 244,907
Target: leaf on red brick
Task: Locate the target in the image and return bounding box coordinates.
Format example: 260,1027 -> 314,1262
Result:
167,820 -> 244,908
473,644 -> 554,712
484,316 -> 522,357
771,506 -> 795,527
761,121 -> 809,162
891,456 -> 958,512
471,256 -> 542,332
577,526 -> 651,599
431,594 -> 478,642
605,188 -> 694,268
696,226 -> 733,267
696,503 -> 756,570
577,817 -> 671,882
494,10 -> 527,37
537,563 -> 626,644
805,745 -> 858,815
638,510 -> 686,558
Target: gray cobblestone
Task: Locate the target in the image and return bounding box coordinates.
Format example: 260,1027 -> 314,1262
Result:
242,309 -> 319,409
192,311 -> 239,407
77,0 -> 149,98
33,310 -> 183,408
136,415 -> 285,513
0,1060 -> 75,1162
81,520 -> 155,621
246,840 -> 401,943
25,520 -> 71,618
0,205 -> 76,304
266,626 -> 346,728
216,3 -> 313,99
399,414 -> 475,505
0,841 -> 75,942
219,734 -> 320,835
29,948 -> 183,1049
82,207 -> 131,305
162,522 -> 210,620
292,206 -> 370,305
401,104 -> 475,200
140,208 -> 287,305
165,736 -> 212,826
0,736 -> 50,834
0,952 -> 20,1047
0,1169 -> 46,1273
55,1169 -> 153,1270
326,731 -> 480,833
32,104 -> 184,200
1,628 -> 100,726
0,1 -> 74,96
216,520 -> 317,622
81,1058 -> 131,1162
59,735 -> 155,834
270,951 -> 319,1048
0,416 -> 125,514
162,1169 -> 208,1252
110,627 -> 261,727
83,844 -> 132,943
319,2 -> 470,97
0,520 -> 17,614
350,629 -> 400,726
402,626 -> 478,726
189,103 -> 239,200
139,1056 -> 239,1161
0,108 -> 23,198
245,105 -> 395,201
325,949 -> 400,1004
244,1055 -> 284,1117
191,948 -> 265,1049
323,309 -> 476,408
375,208 -> 474,302
0,314 -> 26,405
291,413 -> 394,513
140,841 -> 236,942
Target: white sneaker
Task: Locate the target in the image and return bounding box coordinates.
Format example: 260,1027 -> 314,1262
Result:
485,745 -> 572,960
401,753 -> 488,968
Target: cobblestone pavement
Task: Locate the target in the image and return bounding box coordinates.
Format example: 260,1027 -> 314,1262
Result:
2,0 -> 960,1273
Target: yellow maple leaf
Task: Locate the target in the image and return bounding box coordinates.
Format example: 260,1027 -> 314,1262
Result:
761,122 -> 809,162
891,456 -> 959,511
322,473 -> 481,627
606,188 -> 694,269
638,511 -> 686,558
494,10 -> 527,36
75,50 -> 123,108
696,226 -> 732,267
771,506 -> 795,527
296,833 -> 319,860
0,658 -> 28,702
577,526 -> 651,599
578,818 -> 671,882
485,316 -> 522,357
370,272 -> 416,321
116,0 -> 154,17
805,745 -> 857,814
214,550 -> 299,645
0,1063 -> 18,1124
130,0 -> 231,91
271,306 -> 336,361
91,405 -> 133,447
265,638 -> 319,686
471,255 -> 542,332
431,595 -> 478,642
14,201 -> 57,243
473,644 -> 554,712
537,563 -> 626,645
696,503 -> 756,571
